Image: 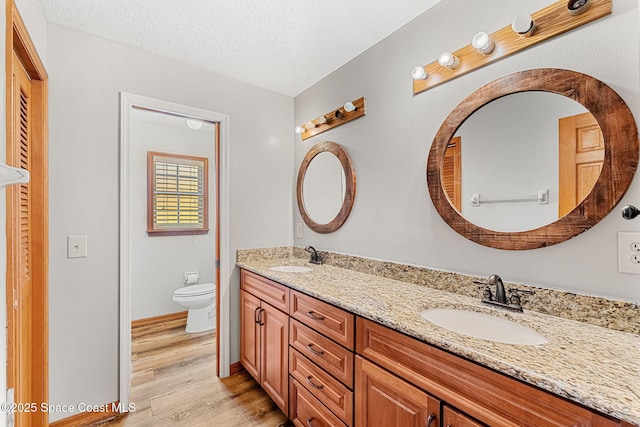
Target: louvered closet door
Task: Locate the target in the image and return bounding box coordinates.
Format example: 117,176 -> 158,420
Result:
10,50 -> 33,425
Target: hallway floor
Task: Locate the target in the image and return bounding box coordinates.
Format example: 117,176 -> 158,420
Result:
101,322 -> 291,426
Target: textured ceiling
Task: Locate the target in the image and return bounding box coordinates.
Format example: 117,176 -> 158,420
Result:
39,0 -> 442,96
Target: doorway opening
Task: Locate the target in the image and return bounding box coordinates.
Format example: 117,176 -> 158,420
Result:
119,93 -> 230,411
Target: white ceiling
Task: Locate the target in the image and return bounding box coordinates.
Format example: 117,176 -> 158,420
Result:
39,0 -> 442,97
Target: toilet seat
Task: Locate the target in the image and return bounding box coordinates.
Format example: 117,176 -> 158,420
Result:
173,282 -> 215,297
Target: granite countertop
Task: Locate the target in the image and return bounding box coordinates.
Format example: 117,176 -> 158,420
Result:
237,257 -> 640,426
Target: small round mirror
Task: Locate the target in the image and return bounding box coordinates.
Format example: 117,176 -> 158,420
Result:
297,141 -> 356,233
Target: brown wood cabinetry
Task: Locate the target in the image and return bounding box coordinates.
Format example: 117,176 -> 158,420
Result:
240,270 -> 289,415
356,317 -> 623,427
355,356 -> 439,427
443,406 -> 485,427
239,269 -> 632,427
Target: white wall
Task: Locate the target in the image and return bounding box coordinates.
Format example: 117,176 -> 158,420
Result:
47,24 -> 293,420
294,0 -> 640,302
129,109 -> 216,320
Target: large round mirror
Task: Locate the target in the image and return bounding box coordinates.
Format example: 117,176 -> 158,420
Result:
297,141 -> 356,233
427,69 -> 638,250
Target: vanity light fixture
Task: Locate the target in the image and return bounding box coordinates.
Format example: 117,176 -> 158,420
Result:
512,13 -> 537,37
411,65 -> 429,80
297,96 -> 366,141
471,32 -> 495,55
438,51 -> 459,70
413,0 -> 612,95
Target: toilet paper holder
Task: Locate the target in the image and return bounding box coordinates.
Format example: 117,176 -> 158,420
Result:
184,271 -> 200,285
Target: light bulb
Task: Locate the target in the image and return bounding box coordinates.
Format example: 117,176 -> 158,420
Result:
438,51 -> 459,69
471,32 -> 494,55
294,126 -> 305,134
512,14 -> 536,37
304,121 -> 315,130
316,115 -> 327,124
343,102 -> 356,113
411,66 -> 428,80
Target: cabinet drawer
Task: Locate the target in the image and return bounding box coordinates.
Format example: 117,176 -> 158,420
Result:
356,317 -> 620,427
290,290 -> 355,350
290,378 -> 348,427
240,269 -> 289,313
290,320 -> 354,388
290,348 -> 353,426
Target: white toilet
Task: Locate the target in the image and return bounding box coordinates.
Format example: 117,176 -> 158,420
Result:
172,282 -> 216,333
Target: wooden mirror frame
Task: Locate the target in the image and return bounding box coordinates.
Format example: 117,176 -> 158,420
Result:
297,141 -> 357,234
427,68 -> 639,250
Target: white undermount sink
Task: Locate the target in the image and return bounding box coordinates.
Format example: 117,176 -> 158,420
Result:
269,265 -> 313,273
420,308 -> 547,346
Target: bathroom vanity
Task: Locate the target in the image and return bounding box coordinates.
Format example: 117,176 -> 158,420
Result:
237,253 -> 639,427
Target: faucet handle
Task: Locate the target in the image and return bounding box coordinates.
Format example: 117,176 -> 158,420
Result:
473,280 -> 493,301
508,288 -> 534,308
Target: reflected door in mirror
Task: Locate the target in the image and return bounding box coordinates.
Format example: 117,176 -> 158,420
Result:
558,112 -> 604,217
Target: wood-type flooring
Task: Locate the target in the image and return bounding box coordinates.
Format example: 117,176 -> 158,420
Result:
100,320 -> 291,426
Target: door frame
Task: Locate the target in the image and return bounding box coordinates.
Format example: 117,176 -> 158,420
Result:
5,0 -> 49,425
119,92 -> 231,409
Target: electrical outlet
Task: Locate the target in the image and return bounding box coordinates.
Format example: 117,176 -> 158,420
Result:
296,223 -> 303,239
618,232 -> 640,274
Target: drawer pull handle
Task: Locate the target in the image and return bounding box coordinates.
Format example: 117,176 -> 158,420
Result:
306,375 -> 324,390
427,413 -> 436,427
306,417 -> 315,427
307,310 -> 325,321
306,343 -> 325,355
254,307 -> 260,324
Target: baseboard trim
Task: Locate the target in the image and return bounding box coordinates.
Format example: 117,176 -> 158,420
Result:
131,311 -> 188,330
49,400 -> 123,427
229,361 -> 244,376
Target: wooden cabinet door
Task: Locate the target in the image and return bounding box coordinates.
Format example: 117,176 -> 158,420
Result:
239,290 -> 261,382
261,301 -> 289,415
355,356 -> 439,427
443,406 -> 484,427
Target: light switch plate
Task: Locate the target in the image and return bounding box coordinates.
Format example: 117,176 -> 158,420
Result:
67,235 -> 87,258
618,232 -> 640,274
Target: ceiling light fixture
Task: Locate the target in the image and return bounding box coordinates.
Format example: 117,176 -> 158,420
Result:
186,119 -> 203,130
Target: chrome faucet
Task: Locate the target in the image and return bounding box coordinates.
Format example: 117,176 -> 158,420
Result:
304,246 -> 323,265
473,274 -> 533,312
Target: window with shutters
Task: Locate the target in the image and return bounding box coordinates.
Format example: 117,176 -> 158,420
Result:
147,151 -> 209,235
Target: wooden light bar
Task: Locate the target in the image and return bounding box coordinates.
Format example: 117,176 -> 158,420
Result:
300,97 -> 366,140
413,0 -> 612,95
